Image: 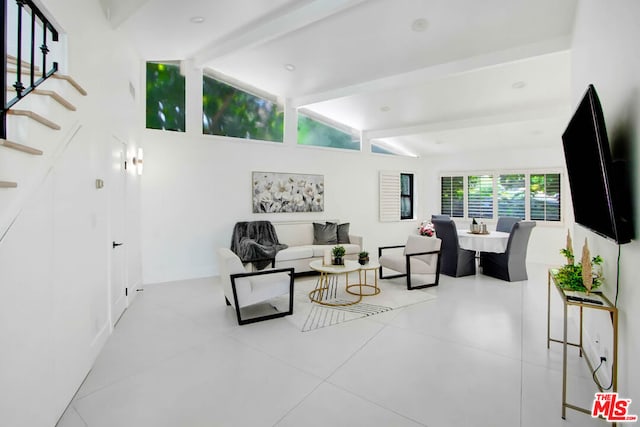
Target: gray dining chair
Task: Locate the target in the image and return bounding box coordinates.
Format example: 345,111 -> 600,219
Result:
496,217 -> 521,233
431,218 -> 476,277
431,214 -> 451,221
480,221 -> 536,282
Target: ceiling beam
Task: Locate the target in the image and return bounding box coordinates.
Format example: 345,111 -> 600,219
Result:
363,103 -> 571,140
291,37 -> 571,108
192,0 -> 368,66
99,0 -> 153,28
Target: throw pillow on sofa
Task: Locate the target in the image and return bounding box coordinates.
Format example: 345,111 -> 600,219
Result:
313,222 -> 338,245
326,222 -> 351,244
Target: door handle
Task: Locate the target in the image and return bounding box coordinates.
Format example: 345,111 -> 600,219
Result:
112,241 -> 124,249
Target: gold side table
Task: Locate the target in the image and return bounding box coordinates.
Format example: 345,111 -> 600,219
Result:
309,260 -> 361,306
347,262 -> 382,297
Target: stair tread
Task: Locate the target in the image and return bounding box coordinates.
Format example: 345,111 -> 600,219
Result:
0,138 -> 44,155
6,54 -> 41,71
7,109 -> 61,130
51,74 -> 87,96
32,89 -> 77,111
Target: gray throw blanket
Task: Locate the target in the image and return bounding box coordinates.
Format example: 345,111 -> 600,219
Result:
230,221 -> 288,270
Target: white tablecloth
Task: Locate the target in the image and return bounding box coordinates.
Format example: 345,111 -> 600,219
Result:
457,230 -> 510,253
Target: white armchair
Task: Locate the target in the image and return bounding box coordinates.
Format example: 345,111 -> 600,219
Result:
217,248 -> 294,325
378,235 -> 442,290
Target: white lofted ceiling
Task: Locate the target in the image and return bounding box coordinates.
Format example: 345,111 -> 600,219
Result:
105,0 -> 578,157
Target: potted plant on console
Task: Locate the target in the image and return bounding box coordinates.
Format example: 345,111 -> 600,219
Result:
332,245 -> 346,266
358,251 -> 369,265
557,234 -> 603,293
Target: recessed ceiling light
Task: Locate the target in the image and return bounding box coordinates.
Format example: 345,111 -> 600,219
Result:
412,18 -> 428,32
512,81 -> 526,89
284,63 -> 296,72
190,16 -> 205,24
380,106 -> 390,112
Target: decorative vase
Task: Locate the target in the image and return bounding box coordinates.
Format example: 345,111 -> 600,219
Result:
332,257 -> 344,266
358,257 -> 369,265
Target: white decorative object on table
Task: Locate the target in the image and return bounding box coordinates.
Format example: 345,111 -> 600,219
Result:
457,230 -> 510,253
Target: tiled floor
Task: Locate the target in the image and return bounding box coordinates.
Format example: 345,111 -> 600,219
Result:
57,263 -> 606,427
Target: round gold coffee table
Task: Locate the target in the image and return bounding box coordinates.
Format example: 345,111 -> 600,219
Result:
347,262 -> 381,297
309,260 -> 362,306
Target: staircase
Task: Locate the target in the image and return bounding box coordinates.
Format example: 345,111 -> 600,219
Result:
1,0 -> 87,237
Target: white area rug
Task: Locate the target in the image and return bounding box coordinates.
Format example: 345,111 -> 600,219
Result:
267,275 -> 438,332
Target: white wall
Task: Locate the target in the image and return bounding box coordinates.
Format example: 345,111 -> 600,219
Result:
570,0 -> 640,400
0,1 -> 142,426
140,133 -> 571,284
141,129 -> 424,283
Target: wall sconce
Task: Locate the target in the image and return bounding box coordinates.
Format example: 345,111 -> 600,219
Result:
132,148 -> 143,176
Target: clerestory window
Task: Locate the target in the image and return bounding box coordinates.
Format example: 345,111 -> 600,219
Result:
297,111 -> 360,150
146,62 -> 185,132
202,73 -> 283,142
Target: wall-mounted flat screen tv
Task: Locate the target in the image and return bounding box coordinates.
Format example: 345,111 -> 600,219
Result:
561,84 -> 633,244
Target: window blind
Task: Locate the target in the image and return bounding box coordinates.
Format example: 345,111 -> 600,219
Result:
497,174 -> 525,218
379,171 -> 401,222
467,175 -> 493,219
441,176 -> 464,217
530,173 -> 561,221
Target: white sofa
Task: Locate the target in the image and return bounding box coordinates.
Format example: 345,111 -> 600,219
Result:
272,221 -> 362,274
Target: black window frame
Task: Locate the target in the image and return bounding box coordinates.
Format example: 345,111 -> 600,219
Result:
400,173 -> 414,220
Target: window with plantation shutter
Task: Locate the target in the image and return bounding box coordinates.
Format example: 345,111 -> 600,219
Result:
440,170 -> 562,223
497,174 -> 525,218
441,176 -> 464,217
467,175 -> 493,219
379,171 -> 414,221
530,173 -> 561,221
379,171 -> 400,222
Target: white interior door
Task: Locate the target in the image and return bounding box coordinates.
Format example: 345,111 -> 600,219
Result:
110,137 -> 127,326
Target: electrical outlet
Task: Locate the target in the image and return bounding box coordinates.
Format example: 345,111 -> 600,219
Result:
594,333 -> 601,353
603,347 -> 609,362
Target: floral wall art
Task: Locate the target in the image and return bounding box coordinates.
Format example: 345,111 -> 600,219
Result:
252,172 -> 324,213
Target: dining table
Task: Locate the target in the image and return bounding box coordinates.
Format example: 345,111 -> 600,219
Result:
457,229 -> 510,253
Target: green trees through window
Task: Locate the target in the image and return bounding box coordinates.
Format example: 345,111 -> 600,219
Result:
497,174 -> 525,218
441,176 -> 464,217
146,62 -> 185,132
530,174 -> 561,221
146,64 -> 360,150
202,75 -> 283,142
468,175 -> 494,219
298,113 -> 359,150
